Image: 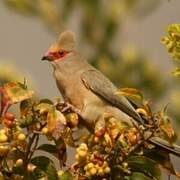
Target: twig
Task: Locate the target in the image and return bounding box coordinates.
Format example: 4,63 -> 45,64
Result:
28,134 -> 39,160
24,133 -> 37,164
124,130 -> 155,161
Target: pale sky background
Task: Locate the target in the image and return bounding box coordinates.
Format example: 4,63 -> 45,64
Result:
0,1 -> 180,179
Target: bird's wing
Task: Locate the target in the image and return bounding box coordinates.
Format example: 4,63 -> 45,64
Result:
81,69 -> 180,157
81,69 -> 144,124
150,137 -> 180,157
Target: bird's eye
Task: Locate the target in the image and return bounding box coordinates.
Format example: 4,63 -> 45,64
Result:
58,51 -> 65,56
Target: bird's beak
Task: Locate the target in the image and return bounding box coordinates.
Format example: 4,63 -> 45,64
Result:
41,52 -> 54,61
41,56 -> 47,61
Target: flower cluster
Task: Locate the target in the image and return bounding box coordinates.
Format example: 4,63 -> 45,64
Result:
162,24 -> 180,60
161,24 -> 180,76
0,82 -> 179,179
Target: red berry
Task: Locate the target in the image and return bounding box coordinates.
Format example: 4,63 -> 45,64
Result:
95,128 -> 106,137
4,112 -> 15,121
3,118 -> 14,128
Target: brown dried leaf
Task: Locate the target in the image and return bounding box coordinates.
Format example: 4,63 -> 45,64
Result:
158,108 -> 176,143
3,82 -> 33,103
0,82 -> 33,116
47,107 -> 57,133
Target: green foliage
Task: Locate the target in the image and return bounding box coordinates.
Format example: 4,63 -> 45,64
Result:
0,82 -> 179,179
126,172 -> 152,180
37,144 -> 59,155
162,24 -> 180,77
172,67 -> 180,76
162,24 -> 180,60
161,24 -> 180,124
125,156 -> 161,179
31,156 -> 58,180
59,171 -> 73,180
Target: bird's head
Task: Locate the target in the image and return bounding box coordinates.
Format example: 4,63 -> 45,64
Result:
41,31 -> 76,63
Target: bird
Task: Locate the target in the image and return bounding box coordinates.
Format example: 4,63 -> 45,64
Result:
41,30 -> 180,157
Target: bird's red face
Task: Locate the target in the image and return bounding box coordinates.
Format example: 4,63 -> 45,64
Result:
41,49 -> 71,62
42,31 -> 76,62
41,41 -> 73,61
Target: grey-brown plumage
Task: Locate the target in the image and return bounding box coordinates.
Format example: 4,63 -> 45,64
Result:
41,31 -> 180,157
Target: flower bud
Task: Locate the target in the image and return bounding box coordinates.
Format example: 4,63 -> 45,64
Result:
35,123 -> 41,130
17,133 -> 26,141
0,145 -> 9,156
0,129 -> 6,134
66,113 -> 79,127
15,159 -> 23,167
27,163 -> 36,172
79,143 -> 88,151
94,136 -> 99,143
42,127 -> 48,134
78,150 -> 87,158
85,171 -> 91,177
0,133 -> 8,143
90,167 -> 97,176
98,167 -> 104,176
122,162 -> 128,168
104,167 -> 110,174
86,163 -> 94,170
57,170 -> 64,177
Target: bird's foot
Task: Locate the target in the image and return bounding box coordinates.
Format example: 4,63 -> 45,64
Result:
62,102 -> 81,115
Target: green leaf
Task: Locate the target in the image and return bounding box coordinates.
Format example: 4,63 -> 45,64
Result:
2,82 -> 33,104
35,102 -> 53,114
37,144 -> 58,156
129,172 -> 152,180
59,171 -> 73,180
126,156 -> 161,179
20,99 -> 30,112
40,99 -> 54,105
24,173 -> 37,180
20,115 -> 34,127
13,166 -> 26,177
144,148 -> 176,177
161,24 -> 180,60
31,156 -> 58,180
172,68 -> 180,77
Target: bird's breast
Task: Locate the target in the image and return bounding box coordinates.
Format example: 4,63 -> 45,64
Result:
54,69 -> 100,109
53,69 -> 133,128
53,68 -> 108,127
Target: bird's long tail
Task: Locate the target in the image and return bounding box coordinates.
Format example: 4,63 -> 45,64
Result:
149,137 -> 180,157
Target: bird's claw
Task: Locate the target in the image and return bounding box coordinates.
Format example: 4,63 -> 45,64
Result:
62,102 -> 81,115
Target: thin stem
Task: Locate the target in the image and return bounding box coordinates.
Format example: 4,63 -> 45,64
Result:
123,130 -> 155,161
24,133 -> 37,165
28,134 -> 39,160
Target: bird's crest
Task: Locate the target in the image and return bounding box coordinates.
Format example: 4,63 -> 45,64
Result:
48,31 -> 76,53
57,31 -> 76,51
